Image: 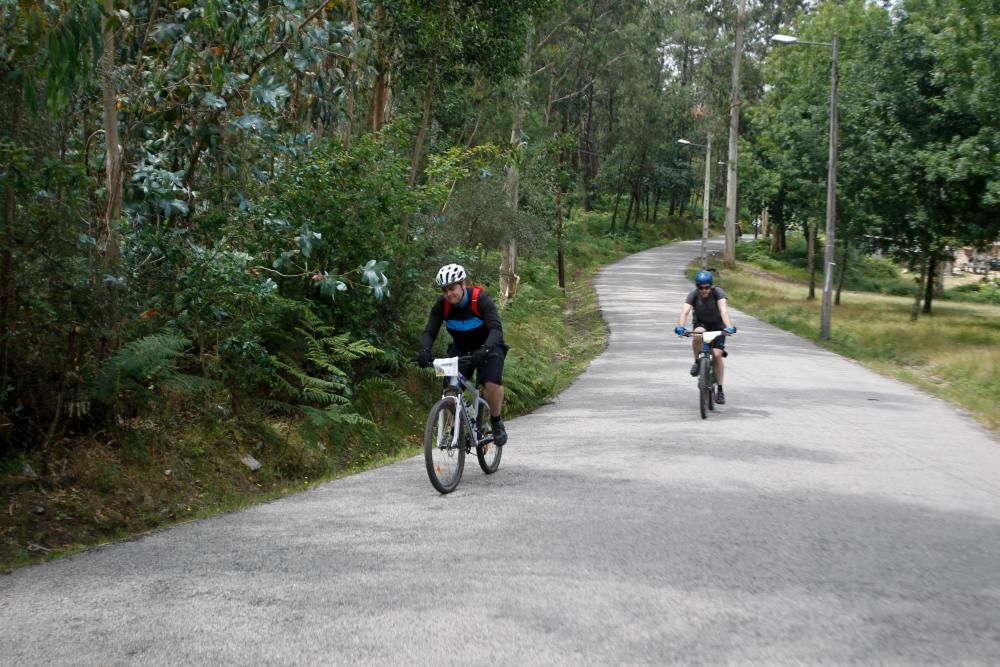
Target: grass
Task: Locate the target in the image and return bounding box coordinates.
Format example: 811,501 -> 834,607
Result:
717,258 -> 1000,438
0,209 -> 700,572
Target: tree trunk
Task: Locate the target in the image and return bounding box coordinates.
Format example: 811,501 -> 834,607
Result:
102,0 -> 123,253
342,0 -> 360,150
556,189 -> 566,289
499,33 -> 531,305
911,256 -> 928,321
722,0 -> 745,266
581,83 -> 595,212
623,186 -> 635,232
369,5 -> 392,132
922,250 -> 936,315
610,154 -> 627,234
100,0 -> 123,357
408,55 -> 438,189
807,221 -> 817,300
835,240 -> 849,305
0,79 -> 20,375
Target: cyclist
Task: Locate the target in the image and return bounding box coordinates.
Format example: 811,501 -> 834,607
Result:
417,264 -> 509,446
674,270 -> 737,404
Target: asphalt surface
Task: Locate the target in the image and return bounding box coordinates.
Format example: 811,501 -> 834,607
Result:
2,240 -> 999,666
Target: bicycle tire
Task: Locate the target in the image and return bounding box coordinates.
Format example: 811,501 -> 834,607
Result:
699,357 -> 711,419
424,397 -> 465,494
475,400 -> 502,474
708,369 -> 716,411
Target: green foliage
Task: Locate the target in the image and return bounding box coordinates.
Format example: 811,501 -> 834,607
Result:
943,279 -> 1000,305
736,236 -> 915,295
261,308 -> 382,445
85,333 -> 219,411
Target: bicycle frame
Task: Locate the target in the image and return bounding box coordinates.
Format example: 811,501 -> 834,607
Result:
433,357 -> 487,449
679,330 -> 731,418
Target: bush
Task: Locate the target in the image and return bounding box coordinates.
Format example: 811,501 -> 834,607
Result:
944,279 -> 1000,304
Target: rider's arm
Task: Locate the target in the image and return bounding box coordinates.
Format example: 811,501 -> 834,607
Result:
677,302 -> 693,328
717,298 -> 733,329
477,293 -> 504,349
419,299 -> 445,350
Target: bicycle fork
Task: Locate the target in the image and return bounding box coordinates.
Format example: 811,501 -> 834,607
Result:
437,396 -> 477,449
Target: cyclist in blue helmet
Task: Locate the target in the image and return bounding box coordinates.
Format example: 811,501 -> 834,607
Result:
674,270 -> 737,404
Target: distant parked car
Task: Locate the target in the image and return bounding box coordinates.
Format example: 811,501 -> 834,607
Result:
990,258 -> 1000,271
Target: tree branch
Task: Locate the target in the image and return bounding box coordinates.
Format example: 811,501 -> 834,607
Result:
247,2 -> 330,83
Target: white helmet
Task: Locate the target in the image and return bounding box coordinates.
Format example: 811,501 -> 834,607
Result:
435,263 -> 467,288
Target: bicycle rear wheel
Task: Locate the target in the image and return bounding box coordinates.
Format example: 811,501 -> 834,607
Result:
699,357 -> 711,419
424,397 -> 465,494
475,400 -> 502,474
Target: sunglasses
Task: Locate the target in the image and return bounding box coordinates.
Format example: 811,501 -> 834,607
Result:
697,285 -> 712,290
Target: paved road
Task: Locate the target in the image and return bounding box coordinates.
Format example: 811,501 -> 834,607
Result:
3,240 -> 999,665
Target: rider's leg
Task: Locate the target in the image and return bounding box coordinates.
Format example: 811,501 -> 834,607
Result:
690,327 -> 705,376
691,326 -> 706,360
483,382 -> 504,418
478,350 -> 508,445
712,348 -> 725,385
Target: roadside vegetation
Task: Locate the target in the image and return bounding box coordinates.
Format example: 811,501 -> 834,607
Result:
717,237 -> 1000,437
3,0 -> 996,569
0,211 -> 701,572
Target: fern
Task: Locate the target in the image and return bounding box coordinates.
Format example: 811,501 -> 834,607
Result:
302,405 -> 374,427
256,308 -> 383,433
356,377 -> 413,406
252,398 -> 300,415
108,333 -> 190,378
86,333 -> 218,405
164,373 -> 223,394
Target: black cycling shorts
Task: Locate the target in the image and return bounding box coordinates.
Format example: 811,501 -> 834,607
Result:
447,345 -> 507,386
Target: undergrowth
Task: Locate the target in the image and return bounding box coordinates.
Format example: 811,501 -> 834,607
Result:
0,210 -> 701,571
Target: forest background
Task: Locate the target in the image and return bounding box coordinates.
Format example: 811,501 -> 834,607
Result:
1,0 -> 997,567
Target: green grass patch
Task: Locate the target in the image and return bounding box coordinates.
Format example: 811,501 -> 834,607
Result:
720,262 -> 1000,438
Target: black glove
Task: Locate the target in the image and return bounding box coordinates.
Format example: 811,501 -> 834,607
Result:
416,349 -> 433,368
469,347 -> 491,365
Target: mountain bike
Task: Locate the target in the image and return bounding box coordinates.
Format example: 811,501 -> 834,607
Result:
422,356 -> 501,494
680,330 -> 732,419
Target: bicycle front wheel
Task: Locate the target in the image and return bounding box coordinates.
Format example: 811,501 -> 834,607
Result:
708,373 -> 716,411
424,397 -> 465,494
475,400 -> 502,474
699,358 -> 711,419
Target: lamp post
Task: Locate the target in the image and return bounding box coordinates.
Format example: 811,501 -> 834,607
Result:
678,135 -> 712,268
771,32 -> 839,341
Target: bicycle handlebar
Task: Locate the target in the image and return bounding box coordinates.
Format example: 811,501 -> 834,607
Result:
678,330 -> 734,338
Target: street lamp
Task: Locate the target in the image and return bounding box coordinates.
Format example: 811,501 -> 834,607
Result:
770,32 -> 839,341
678,135 -> 712,268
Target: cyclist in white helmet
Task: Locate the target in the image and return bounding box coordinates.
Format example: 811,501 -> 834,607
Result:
417,264 -> 509,446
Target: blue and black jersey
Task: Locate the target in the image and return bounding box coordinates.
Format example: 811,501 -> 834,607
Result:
420,287 -> 506,354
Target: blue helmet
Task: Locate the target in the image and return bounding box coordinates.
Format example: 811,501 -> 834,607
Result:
694,270 -> 713,286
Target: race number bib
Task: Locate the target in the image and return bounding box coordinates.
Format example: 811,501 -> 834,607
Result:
433,357 -> 460,377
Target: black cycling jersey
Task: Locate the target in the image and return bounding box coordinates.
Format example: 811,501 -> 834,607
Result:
685,286 -> 727,330
421,287 -> 506,354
